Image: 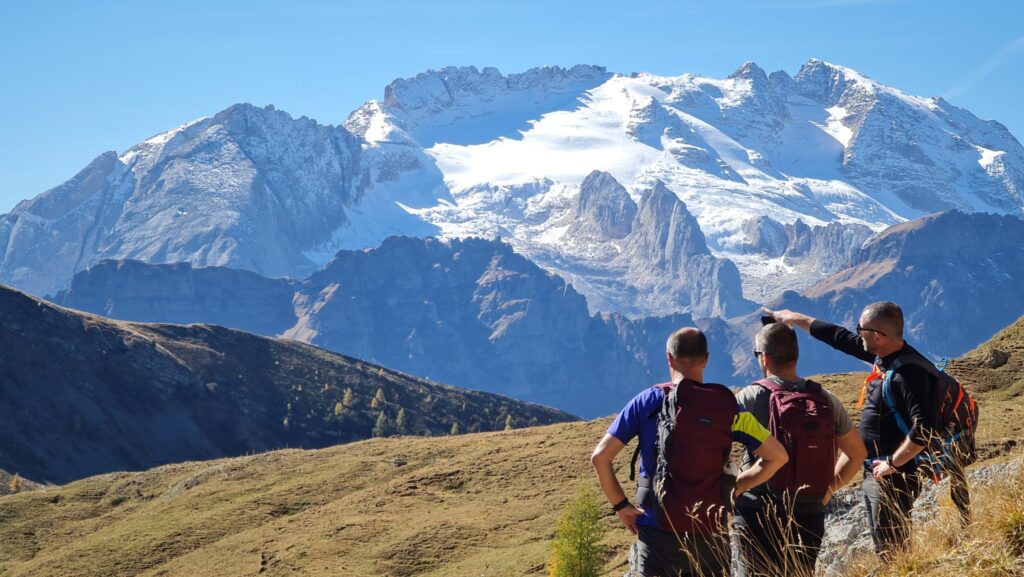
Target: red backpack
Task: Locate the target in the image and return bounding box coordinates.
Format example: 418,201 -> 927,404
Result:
757,379 -> 836,498
651,379 -> 739,534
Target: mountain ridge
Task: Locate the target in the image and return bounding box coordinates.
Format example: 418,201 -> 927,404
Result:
4,60 -> 1021,316
0,282 -> 574,484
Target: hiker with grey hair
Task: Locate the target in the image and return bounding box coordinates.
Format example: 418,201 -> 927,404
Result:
592,327 -> 788,577
733,322 -> 867,576
764,302 -> 938,559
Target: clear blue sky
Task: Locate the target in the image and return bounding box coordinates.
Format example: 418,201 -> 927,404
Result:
2,0 -> 1022,213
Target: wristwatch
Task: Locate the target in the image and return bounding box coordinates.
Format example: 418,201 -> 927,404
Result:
612,497 -> 631,512
885,454 -> 894,467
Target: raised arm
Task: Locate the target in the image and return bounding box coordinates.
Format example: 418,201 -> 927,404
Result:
765,308 -> 875,364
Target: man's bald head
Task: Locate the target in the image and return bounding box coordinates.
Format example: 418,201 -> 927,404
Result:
666,327 -> 708,360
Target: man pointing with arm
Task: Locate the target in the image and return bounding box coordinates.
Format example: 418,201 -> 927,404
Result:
766,302 -> 932,559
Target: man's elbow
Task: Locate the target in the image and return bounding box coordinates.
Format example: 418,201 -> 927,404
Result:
847,443 -> 868,464
839,432 -> 868,463
774,449 -> 790,470
763,443 -> 789,473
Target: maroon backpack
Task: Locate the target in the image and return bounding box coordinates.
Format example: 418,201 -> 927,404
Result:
651,379 -> 739,534
757,378 -> 836,498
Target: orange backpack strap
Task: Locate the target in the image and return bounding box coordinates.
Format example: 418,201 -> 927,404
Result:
858,364 -> 883,409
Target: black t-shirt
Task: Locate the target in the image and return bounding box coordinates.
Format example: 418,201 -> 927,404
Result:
809,320 -> 933,469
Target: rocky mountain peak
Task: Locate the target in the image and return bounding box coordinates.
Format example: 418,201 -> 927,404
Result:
381,64 -> 610,116
612,180 -> 755,319
793,58 -> 861,103
631,180 -> 710,265
569,170 -> 637,239
729,61 -> 769,85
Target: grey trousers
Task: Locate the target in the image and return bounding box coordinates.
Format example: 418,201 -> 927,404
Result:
627,525 -> 730,577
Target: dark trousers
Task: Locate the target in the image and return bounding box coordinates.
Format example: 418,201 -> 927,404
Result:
628,525 -> 730,577
862,469 -> 922,558
948,458 -> 971,526
734,503 -> 825,577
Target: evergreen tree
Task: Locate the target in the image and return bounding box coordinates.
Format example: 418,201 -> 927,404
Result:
371,388 -> 386,409
334,402 -> 344,417
395,407 -> 407,435
342,387 -> 354,408
373,411 -> 388,438
505,414 -> 514,431
547,485 -> 607,577
450,421 -> 460,435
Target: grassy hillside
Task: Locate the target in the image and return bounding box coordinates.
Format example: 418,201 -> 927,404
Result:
0,420 -> 629,577
2,318 -> 1022,576
0,284 -> 574,485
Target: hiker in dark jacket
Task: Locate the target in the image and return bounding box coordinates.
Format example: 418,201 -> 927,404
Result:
591,327 -> 788,577
733,322 -> 867,577
765,302 -> 935,558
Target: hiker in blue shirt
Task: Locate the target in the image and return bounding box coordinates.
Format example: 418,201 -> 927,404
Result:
591,327 -> 788,577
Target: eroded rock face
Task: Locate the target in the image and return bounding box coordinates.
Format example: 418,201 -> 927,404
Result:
617,181 -> 754,319
739,216 -> 873,271
569,170 -> 637,239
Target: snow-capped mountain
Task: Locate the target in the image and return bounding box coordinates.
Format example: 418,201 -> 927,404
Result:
350,60 -> 1023,311
2,60 -> 1022,316
0,105 -> 375,297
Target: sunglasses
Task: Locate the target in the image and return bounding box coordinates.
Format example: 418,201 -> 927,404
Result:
856,325 -> 887,337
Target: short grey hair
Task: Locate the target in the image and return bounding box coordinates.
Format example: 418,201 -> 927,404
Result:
756,323 -> 799,365
862,301 -> 904,339
666,327 -> 708,359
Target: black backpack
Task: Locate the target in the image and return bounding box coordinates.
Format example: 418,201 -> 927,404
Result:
881,355 -> 979,473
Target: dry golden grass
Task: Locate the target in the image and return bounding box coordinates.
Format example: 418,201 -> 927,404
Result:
0,420 -> 636,577
2,317 -> 1023,577
835,454 -> 1024,577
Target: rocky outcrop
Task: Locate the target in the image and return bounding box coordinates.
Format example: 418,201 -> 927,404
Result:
739,216 -> 873,272
617,181 -> 754,318
568,170 -> 637,239
818,460 -> 1020,576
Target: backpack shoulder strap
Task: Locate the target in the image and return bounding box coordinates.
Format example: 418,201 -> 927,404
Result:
890,353 -> 940,377
802,379 -> 827,397
881,369 -> 912,437
628,383 -> 674,481
755,378 -> 785,393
